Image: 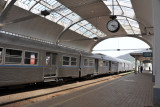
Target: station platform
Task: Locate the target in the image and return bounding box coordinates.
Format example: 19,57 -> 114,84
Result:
26,71 -> 154,107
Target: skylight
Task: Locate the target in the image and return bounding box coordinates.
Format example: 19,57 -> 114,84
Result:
13,0 -> 107,39
103,0 -> 141,35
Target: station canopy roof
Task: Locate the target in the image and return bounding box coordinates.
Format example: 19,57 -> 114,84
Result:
0,0 -> 153,52
130,50 -> 152,63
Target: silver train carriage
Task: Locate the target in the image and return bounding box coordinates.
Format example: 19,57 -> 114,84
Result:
0,33 -> 133,87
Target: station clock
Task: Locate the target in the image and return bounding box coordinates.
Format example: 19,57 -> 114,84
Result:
107,19 -> 120,33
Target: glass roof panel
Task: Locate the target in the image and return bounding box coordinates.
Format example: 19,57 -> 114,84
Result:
118,19 -> 129,26
122,26 -> 132,30
69,24 -> 81,31
18,0 -> 36,9
89,34 -> 97,38
42,0 -> 58,6
107,6 -> 123,14
16,0 -> 36,10
107,6 -> 113,12
121,7 -> 134,16
44,0 -> 61,9
33,3 -> 49,11
127,18 -> 139,28
101,33 -> 106,37
84,31 -> 93,37
132,27 -> 141,34
84,24 -> 93,30
76,27 -> 87,35
50,12 -> 63,22
66,12 -> 80,22
78,20 -> 89,26
57,17 -> 72,27
91,28 -> 97,34
126,30 -> 134,34
113,6 -> 123,14
117,16 -> 126,20
118,0 -> 132,7
56,5 -> 72,16
14,0 -> 107,39
103,0 -> 118,6
96,30 -> 102,37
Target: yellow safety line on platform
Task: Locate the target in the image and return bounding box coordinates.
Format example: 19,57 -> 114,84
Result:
118,71 -> 134,76
49,73 -> 133,107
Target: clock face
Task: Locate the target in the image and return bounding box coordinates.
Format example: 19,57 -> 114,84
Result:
107,20 -> 120,33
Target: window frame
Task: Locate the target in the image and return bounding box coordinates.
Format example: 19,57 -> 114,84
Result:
0,47 -> 4,64
83,58 -> 94,67
24,50 -> 39,65
88,59 -> 94,66
46,53 -> 52,66
84,58 -> 88,66
103,61 -> 109,66
71,57 -> 77,66
62,56 -> 70,66
62,55 -> 77,66
5,48 -> 23,65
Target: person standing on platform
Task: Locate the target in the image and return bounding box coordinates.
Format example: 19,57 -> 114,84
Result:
149,66 -> 151,71
140,66 -> 143,73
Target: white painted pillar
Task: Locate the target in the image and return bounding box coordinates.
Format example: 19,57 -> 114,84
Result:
153,0 -> 160,105
152,35 -> 155,82
135,58 -> 137,74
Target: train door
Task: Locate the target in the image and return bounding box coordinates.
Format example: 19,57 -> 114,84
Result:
44,52 -> 57,77
95,59 -> 99,73
109,61 -> 112,71
79,54 -> 82,78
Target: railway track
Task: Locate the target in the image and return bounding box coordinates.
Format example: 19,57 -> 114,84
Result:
0,71 -> 133,107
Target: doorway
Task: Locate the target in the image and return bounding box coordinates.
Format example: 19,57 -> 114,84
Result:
44,52 -> 57,77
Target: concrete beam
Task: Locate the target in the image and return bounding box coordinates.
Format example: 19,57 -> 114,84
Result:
55,17 -> 83,44
0,0 -> 17,23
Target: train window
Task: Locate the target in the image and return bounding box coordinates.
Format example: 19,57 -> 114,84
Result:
106,61 -> 109,66
63,56 -> 70,65
25,52 -> 38,65
46,54 -> 51,66
103,61 -> 108,66
52,54 -> 56,65
99,60 -> 103,67
112,62 -> 116,65
89,59 -> 94,66
0,48 -> 3,64
5,49 -> 22,64
103,61 -> 106,66
71,57 -> 77,66
84,59 -> 88,66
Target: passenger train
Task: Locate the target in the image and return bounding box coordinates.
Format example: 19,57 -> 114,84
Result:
0,33 -> 133,87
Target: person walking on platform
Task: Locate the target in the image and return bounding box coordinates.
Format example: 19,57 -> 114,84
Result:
140,66 -> 143,73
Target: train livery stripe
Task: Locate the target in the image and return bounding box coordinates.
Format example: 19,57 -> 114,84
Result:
0,65 -> 103,68
57,66 -> 94,68
58,66 -> 79,68
81,66 -> 94,68
0,65 -> 44,67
